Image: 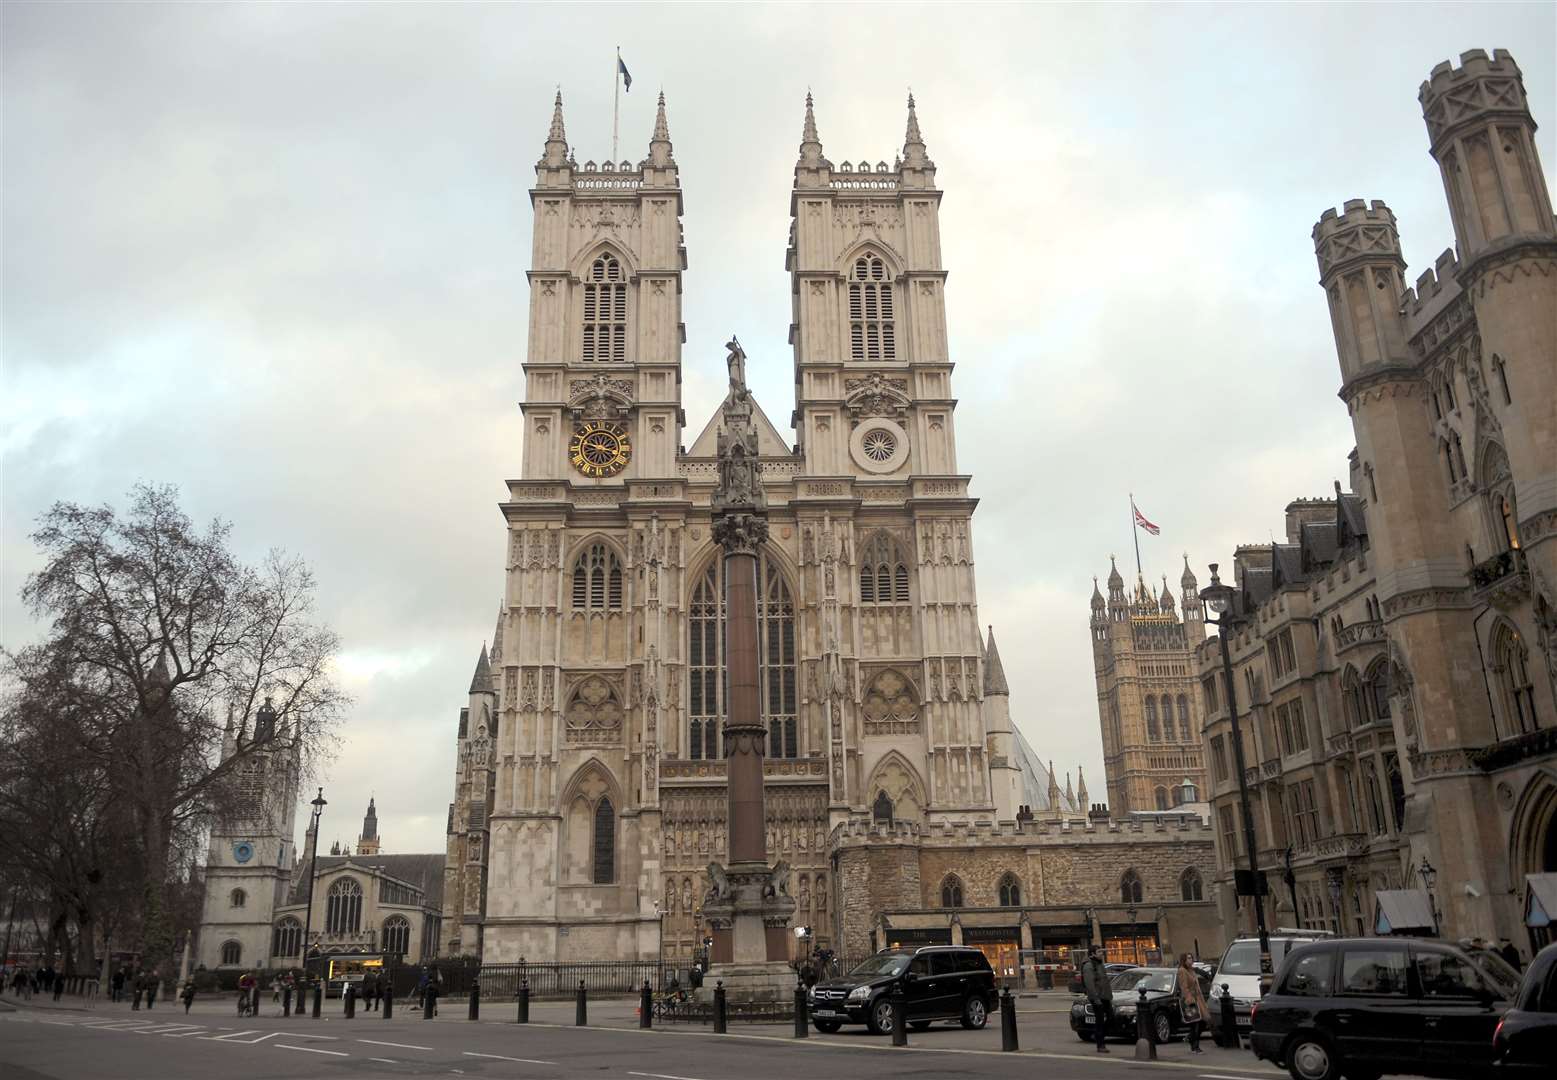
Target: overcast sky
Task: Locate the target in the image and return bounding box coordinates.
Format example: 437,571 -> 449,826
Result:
4,3 -> 1554,858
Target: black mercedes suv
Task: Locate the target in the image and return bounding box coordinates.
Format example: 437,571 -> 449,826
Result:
807,946 -> 998,1035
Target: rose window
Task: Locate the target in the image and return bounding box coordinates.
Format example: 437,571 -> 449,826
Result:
862,429 -> 897,462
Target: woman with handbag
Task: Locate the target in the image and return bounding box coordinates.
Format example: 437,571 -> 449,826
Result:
1176,953 -> 1208,1054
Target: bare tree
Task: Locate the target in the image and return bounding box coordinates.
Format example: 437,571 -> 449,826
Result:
12,483 -> 346,971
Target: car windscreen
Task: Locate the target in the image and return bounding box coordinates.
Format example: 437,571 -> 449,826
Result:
849,954 -> 910,978
1110,969 -> 1175,993
1220,939 -> 1309,975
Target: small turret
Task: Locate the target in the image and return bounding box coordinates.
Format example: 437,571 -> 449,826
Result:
1064,770 -> 1075,806
901,92 -> 933,178
490,602 -> 506,667
647,90 -> 674,169
541,89 -> 568,168
357,796 -> 380,856
1106,556 -> 1125,616
1046,760 -> 1061,808
469,643 -> 494,695
254,696 -> 277,743
1076,767 -> 1089,809
1312,200 -> 1411,388
796,91 -> 830,178
1159,575 -> 1175,614
983,625 -> 1009,696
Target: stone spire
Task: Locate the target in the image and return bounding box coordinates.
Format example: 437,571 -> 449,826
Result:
1107,555 -> 1124,590
361,797 -> 378,843
797,91 -> 827,168
1091,577 -> 1105,610
542,89 -> 568,167
1064,770 -> 1075,805
490,602 -> 505,666
1160,575 -> 1175,612
648,90 -> 674,167
1180,554 -> 1198,592
1046,760 -> 1061,808
469,642 -> 493,694
983,625 -> 1009,696
1077,767 -> 1089,809
902,92 -> 931,170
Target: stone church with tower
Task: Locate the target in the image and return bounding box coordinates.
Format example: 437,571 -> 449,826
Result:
440,90 -> 1220,969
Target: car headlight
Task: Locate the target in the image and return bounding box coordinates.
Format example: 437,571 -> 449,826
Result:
847,985 -> 871,1001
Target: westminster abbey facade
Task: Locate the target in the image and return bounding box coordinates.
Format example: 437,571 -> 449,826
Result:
440,92 -> 1218,967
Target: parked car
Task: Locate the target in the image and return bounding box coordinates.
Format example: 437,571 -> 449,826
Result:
1066,962 -> 1135,996
1211,930 -> 1334,1046
1494,940 -> 1557,1075
807,946 -> 997,1035
1069,966 -> 1198,1044
1251,937 -> 1511,1080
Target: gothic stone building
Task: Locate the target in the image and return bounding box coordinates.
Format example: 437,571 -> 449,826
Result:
440,91 -> 1220,970
1199,49 -> 1557,955
1091,559 -> 1210,815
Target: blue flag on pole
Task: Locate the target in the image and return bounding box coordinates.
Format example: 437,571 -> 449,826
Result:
618,57 -> 632,92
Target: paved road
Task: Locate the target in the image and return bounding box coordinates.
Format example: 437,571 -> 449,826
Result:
0,994 -> 1284,1080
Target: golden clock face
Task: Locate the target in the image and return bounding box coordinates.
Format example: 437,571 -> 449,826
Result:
569,421 -> 632,478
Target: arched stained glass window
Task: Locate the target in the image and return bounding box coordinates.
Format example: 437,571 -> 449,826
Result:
326,877 -> 363,934
998,874 -> 1021,907
593,797 -> 616,884
272,918 -> 302,959
1145,697 -> 1159,742
382,915 -> 411,956
940,874 -> 963,909
1180,868 -> 1203,902
220,941 -> 241,966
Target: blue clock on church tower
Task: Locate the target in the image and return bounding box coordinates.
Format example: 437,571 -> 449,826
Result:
232,842 -> 255,864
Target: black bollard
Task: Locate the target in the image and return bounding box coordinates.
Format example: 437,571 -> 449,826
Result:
713,981 -> 727,1034
469,980 -> 480,1021
282,986 -> 291,1018
345,983 -> 356,1019
383,986 -> 393,1020
312,982 -> 322,1020
640,980 -> 653,1029
1218,983 -> 1238,1048
517,978 -> 529,1023
1000,986 -> 1018,1052
891,983 -> 908,1046
1134,987 -> 1157,1061
794,983 -> 808,1038
575,979 -> 588,1026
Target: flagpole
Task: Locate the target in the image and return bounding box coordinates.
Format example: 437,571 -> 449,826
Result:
1130,494 -> 1143,579
612,45 -> 621,161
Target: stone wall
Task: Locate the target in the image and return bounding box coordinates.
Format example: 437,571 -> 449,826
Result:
837,839 -> 922,955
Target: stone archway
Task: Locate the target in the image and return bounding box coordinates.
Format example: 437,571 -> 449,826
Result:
1507,769 -> 1557,887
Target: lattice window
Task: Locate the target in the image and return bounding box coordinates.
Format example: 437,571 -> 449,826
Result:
1154,786 -> 1169,811
998,874 -> 1021,907
581,254 -> 627,362
220,941 -> 241,966
1180,868 -> 1203,902
1493,622 -> 1538,735
686,553 -> 799,759
326,877 -> 363,934
382,915 -> 411,956
571,543 -> 624,610
848,253 -> 895,362
939,874 -> 963,908
271,918 -> 302,958
1176,695 -> 1190,741
1120,868 -> 1143,904
1145,697 -> 1159,742
593,797 -> 616,884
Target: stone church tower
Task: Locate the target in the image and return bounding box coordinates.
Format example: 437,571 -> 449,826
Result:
1091,558 -> 1209,814
453,91 -> 1073,965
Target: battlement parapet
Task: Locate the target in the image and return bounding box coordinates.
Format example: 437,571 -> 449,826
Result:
1402,249 -> 1464,324
1420,49 -> 1528,148
1313,200 -> 1403,279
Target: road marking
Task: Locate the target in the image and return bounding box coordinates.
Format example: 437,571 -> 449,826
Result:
628,1072 -> 708,1080
360,1038 -> 434,1050
1199,1075 -> 1269,1080
276,1043 -> 349,1056
161,1028 -> 213,1038
465,1051 -> 559,1065
369,1058 -> 397,1064
203,1029 -> 260,1041
275,1030 -> 339,1040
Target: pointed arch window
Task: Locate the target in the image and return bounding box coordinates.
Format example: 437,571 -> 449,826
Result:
1180,867 -> 1204,902
230,888 -> 247,908
220,941 -> 242,966
998,873 -> 1021,907
326,877 -> 363,934
1176,695 -> 1190,741
571,543 -> 624,611
848,253 -> 896,362
581,253 -> 627,363
1365,660 -> 1392,722
1120,868 -> 1143,904
1493,623 -> 1538,735
382,915 -> 411,956
1341,667 -> 1365,730
1493,355 -> 1512,405
872,791 -> 894,824
1154,786 -> 1169,811
272,917 -> 303,959
593,796 -> 616,884
858,532 -> 911,605
687,553 -> 798,759
939,874 -> 964,909
1145,697 -> 1159,742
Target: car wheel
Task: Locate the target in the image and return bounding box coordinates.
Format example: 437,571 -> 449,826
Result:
867,997 -> 894,1036
960,995 -> 988,1030
909,1020 -> 932,1031
1153,1010 -> 1173,1044
1285,1034 -> 1340,1080
813,1019 -> 841,1034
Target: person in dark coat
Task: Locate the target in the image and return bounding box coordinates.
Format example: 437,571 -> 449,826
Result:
131,971 -> 145,1010
145,971 -> 158,1010
180,980 -> 196,1014
1080,945 -> 1114,1054
111,968 -> 126,1003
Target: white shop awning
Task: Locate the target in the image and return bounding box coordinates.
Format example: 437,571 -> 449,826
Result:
1374,889 -> 1435,935
1525,874 -> 1557,928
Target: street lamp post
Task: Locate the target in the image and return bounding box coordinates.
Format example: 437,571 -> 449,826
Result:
1326,868 -> 1345,935
1200,564 -> 1273,980
1284,846 -> 1301,930
1126,905 -> 1138,964
301,788 -> 327,984
1417,856 -> 1441,936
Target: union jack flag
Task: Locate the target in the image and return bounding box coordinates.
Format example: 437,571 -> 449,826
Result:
1133,503 -> 1160,536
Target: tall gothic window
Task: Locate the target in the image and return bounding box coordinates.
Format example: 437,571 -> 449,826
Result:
1365,659 -> 1392,721
593,797 -> 616,884
326,877 -> 363,934
998,873 -> 1021,907
581,253 -> 627,362
382,915 -> 411,956
1341,667 -> 1365,730
1493,623 -> 1538,735
1154,786 -> 1169,811
1180,867 -> 1204,902
848,253 -> 895,362
220,941 -> 242,966
686,554 -> 798,759
1120,868 -> 1144,904
1177,695 -> 1190,741
571,543 -> 624,610
272,917 -> 302,959
940,874 -> 964,908
858,532 -> 910,605
1145,697 -> 1159,742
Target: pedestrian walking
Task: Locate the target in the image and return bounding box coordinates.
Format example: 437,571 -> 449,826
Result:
425,967 -> 441,1017
1080,945 -> 1114,1054
131,971 -> 144,1010
180,980 -> 196,1014
145,972 -> 159,1010
1176,952 -> 1208,1054
271,976 -> 281,1004
111,967 -> 125,1003
364,973 -> 379,1011
413,968 -> 428,1011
